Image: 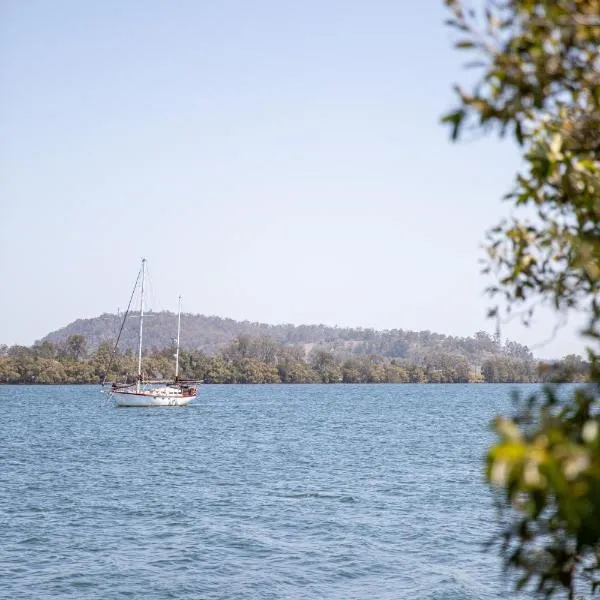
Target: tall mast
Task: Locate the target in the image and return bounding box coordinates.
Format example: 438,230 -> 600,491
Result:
175,295 -> 181,381
137,258 -> 146,392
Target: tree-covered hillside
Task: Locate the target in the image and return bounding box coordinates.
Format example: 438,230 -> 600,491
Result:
39,312 -> 531,364
0,315 -> 586,385
0,332 -> 588,385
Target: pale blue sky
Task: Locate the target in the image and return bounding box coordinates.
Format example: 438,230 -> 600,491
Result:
0,1 -> 587,357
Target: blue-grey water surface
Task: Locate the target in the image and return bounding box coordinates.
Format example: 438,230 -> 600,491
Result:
1,384 -> 534,599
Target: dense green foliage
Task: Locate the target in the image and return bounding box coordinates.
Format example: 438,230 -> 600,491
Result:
444,0 -> 600,597
0,333 -> 587,385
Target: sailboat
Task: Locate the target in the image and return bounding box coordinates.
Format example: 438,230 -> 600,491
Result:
103,258 -> 200,407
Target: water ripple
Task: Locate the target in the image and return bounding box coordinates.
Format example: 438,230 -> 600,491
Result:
0,383 -> 537,599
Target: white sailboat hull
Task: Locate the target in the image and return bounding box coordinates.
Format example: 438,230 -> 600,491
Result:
112,389 -> 196,407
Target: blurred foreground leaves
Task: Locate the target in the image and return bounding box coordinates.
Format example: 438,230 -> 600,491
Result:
443,0 -> 600,596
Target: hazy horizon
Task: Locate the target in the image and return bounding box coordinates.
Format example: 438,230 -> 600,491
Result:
1,1 -> 589,359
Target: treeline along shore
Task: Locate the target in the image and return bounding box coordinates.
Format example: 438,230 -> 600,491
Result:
0,333 -> 589,385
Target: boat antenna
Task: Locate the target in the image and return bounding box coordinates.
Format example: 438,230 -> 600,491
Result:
136,258 -> 146,393
101,263 -> 142,386
175,295 -> 182,381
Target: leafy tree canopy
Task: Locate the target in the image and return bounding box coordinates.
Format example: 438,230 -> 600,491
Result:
443,0 -> 600,597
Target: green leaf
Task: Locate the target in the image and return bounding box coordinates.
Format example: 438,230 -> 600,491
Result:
515,120 -> 524,145
441,109 -> 466,141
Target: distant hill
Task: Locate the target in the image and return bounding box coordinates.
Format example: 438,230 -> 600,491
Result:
38,312 -> 533,364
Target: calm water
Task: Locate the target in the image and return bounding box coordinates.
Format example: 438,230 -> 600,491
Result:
0,384 -> 534,599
